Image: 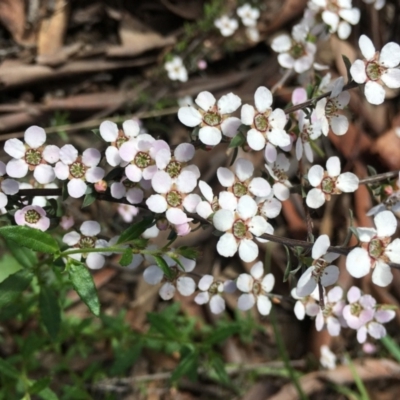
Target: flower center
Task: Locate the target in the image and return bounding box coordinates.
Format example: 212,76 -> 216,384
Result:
325,99 -> 338,117
78,236 -> 96,249
134,152 -> 151,169
326,1 -> 339,13
25,209 -> 40,224
254,113 -> 269,132
321,177 -> 335,194
166,190 -> 182,207
252,281 -> 262,296
350,302 -> 362,316
232,182 -> 248,197
233,219 -> 247,239
366,61 -> 383,81
209,281 -> 223,294
25,148 -> 42,166
290,42 -> 305,59
312,258 -> 329,281
116,136 -> 128,149
69,162 -> 87,179
166,160 -> 182,178
203,112 -> 222,127
368,238 -> 384,259
272,167 -> 287,182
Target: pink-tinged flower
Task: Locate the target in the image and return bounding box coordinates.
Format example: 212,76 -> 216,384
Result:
99,120 -> 140,167
357,307 -> 395,343
194,275 -> 236,314
15,205 -> 50,231
265,153 -> 292,201
271,24 -> 316,73
217,158 -> 271,200
296,235 -> 340,297
5,125 -> 59,184
315,77 -> 350,136
178,91 -> 242,146
315,286 -> 345,336
291,287 -> 320,320
346,210 -> 400,286
350,35 -> 400,105
63,220 -> 109,270
310,0 -> 360,40
342,286 -> 375,330
110,177 -> 145,206
214,15 -> 238,37
117,203 -> 139,223
242,86 -> 289,158
143,255 -> 196,300
60,215 -> 75,230
237,4 -> 260,27
0,161 -> 19,209
213,195 -> 273,263
164,56 -> 188,82
119,135 -> 168,182
306,156 -> 359,209
295,113 -> 322,163
320,345 -> 337,369
237,261 -> 275,315
54,145 -> 105,198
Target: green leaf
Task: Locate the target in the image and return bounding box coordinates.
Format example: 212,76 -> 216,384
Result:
0,226 -> 59,254
0,254 -> 22,283
209,356 -> 230,385
0,269 -> 33,309
283,245 -> 292,282
176,246 -> 198,260
147,312 -> 179,339
0,357 -> 20,379
39,286 -> 61,340
228,132 -> 246,148
367,165 -> 377,176
341,54 -> 352,83
117,217 -> 155,244
381,335 -> 400,363
81,188 -> 97,208
6,239 -> 37,269
170,349 -> 198,382
204,324 -> 241,346
29,377 -> 52,394
38,387 -> 59,400
154,255 -> 173,279
110,342 -> 142,376
68,260 -> 100,316
119,248 -> 133,267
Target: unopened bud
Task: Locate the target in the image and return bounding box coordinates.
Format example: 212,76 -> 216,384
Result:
94,180 -> 107,193
156,218 -> 169,231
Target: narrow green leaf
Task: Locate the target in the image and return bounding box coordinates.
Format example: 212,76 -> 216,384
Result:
81,189 -> 97,208
228,132 -> 246,148
0,226 -> 59,254
0,269 -> 33,309
6,239 -> 37,269
209,356 -> 230,385
0,357 -> 20,379
29,377 -> 52,394
381,335 -> 400,363
204,324 -> 241,346
345,355 -> 370,400
147,312 -> 179,339
117,217 -> 155,244
68,261 -> 100,316
170,350 -> 198,382
110,342 -> 142,376
154,256 -> 173,279
341,54 -> 353,83
39,286 -> 61,340
38,387 -> 59,400
176,246 -> 198,260
119,248 -> 133,267
283,245 -> 292,282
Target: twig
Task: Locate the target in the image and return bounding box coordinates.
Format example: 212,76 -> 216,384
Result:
271,68 -> 294,94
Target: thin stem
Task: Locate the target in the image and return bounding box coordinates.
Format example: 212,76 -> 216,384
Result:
271,68 -> 294,94
358,171 -> 399,185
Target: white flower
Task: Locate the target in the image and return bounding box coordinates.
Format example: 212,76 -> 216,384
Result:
306,156 -> 359,209
213,195 -> 273,263
320,345 -> 337,369
14,205 -> 50,231
346,210 -> 400,286
310,0 -> 360,40
99,120 -> 141,167
0,161 -> 19,209
362,0 -> 385,11
256,193 -> 282,219
117,203 -> 139,223
54,145 -> 105,198
214,15 -> 238,37
178,91 -> 242,146
357,307 -> 395,343
291,287 -> 320,320
315,286 -> 345,336
237,261 -> 275,315
296,235 -> 340,297
217,158 -> 271,199
271,24 -> 316,73
165,56 -> 188,82
143,255 -> 196,300
342,286 -> 375,329
246,27 -> 260,42
315,77 -> 350,136
5,125 -> 59,184
194,275 -> 236,314
265,153 -> 292,201
241,86 -> 289,156
63,221 -> 108,269
237,4 -> 260,27
350,35 -> 400,105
